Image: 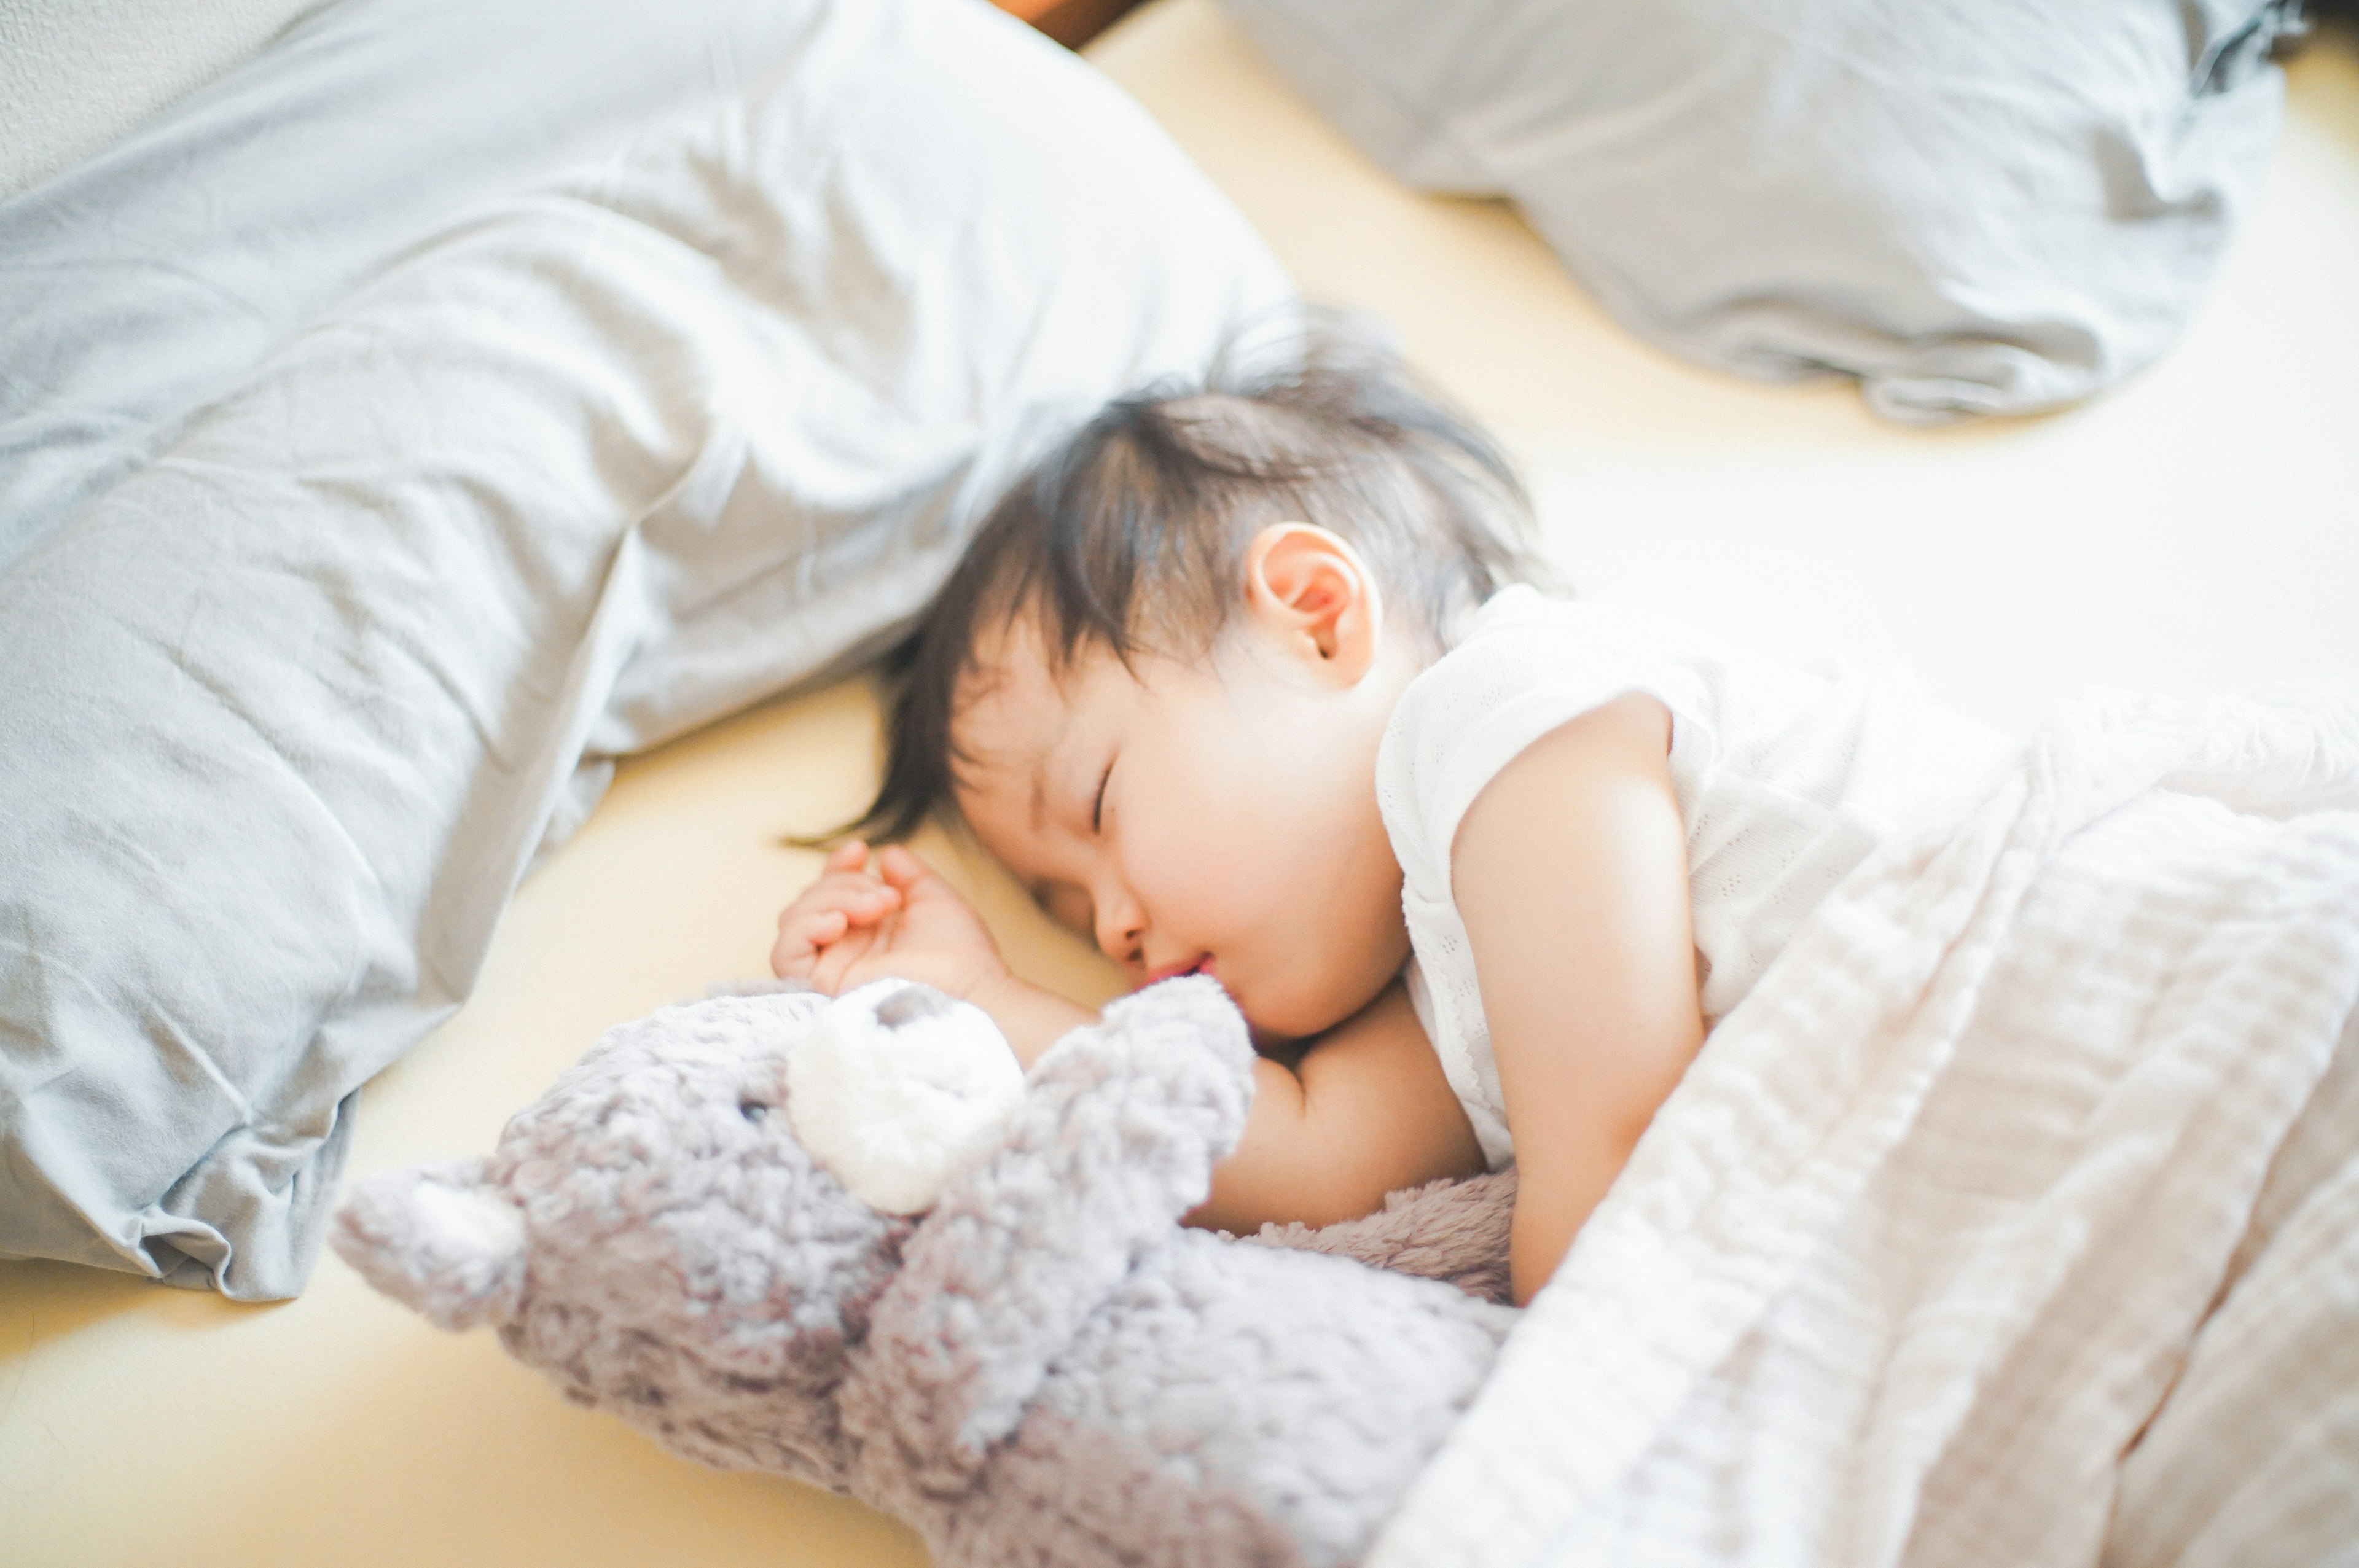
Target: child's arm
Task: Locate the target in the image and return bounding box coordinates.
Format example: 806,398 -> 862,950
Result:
1450,691 -> 1705,1307
1185,977 -> 1484,1235
774,844 -> 1484,1232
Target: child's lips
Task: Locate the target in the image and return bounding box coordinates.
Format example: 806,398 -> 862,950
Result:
1143,955 -> 1213,986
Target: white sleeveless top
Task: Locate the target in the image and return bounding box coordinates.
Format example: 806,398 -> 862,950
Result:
1376,588 -> 2016,1169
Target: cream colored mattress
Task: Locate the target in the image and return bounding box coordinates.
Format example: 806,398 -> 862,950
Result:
4,2 -> 2355,1563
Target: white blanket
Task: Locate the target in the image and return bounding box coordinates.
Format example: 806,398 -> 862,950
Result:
1374,677 -> 2359,1567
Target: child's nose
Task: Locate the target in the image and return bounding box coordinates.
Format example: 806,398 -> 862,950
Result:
1092,887 -> 1146,968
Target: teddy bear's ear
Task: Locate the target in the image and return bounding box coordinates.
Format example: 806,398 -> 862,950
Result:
331,1158 -> 527,1332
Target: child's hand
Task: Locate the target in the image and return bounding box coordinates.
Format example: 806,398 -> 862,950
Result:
772,841 -> 1011,1005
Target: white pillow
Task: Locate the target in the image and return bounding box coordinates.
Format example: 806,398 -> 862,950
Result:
0,0 -> 1291,1300
1223,0 -> 2296,421
0,0 -> 324,200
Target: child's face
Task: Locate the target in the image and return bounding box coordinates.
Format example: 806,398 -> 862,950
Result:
953,612 -> 1415,1045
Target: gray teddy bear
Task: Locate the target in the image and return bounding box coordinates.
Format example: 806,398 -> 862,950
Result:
334,975 -> 1517,1567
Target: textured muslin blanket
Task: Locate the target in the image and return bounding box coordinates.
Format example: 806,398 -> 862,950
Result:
1375,677 -> 2359,1567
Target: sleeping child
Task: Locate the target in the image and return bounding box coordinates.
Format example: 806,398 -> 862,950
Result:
769,329 -> 2016,1306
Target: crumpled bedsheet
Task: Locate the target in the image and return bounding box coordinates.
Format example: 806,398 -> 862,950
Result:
0,0 -> 1288,1300
1375,676 -> 2359,1567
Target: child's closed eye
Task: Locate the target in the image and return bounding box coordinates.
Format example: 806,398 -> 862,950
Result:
1092,759 -> 1114,833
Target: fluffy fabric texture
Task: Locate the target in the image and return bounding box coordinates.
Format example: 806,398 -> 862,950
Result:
335,1159 -> 526,1332
786,981 -> 1027,1217
334,977 -> 1517,1567
1371,676 -> 2359,1568
1240,1171 -> 1516,1307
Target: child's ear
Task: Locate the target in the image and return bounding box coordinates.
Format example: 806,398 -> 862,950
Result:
1242,523 -> 1383,684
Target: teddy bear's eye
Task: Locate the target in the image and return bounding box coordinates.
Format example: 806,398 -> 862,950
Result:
740,1099 -> 770,1123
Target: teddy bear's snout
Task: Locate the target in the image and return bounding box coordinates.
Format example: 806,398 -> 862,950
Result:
872,983 -> 953,1030
786,979 -> 1025,1216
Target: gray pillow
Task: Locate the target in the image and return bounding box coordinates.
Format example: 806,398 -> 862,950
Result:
1222,0 -> 2297,421
0,0 -> 1291,1300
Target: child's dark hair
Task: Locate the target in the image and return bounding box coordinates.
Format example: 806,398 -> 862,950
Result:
848,322 -> 1546,843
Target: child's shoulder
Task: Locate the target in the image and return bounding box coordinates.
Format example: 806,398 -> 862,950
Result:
1382,590 -> 1848,829
1380,591 -> 1731,867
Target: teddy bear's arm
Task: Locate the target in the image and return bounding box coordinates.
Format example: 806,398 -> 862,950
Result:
839,977 -> 1254,1493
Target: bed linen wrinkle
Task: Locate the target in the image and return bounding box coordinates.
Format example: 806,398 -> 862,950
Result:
0,0 -> 845,568
1,0 -> 1293,1300
2107,1058 -> 2359,1564
2221,1004 -> 2359,1286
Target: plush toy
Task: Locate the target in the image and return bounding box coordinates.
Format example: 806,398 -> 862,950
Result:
334,975 -> 1518,1568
